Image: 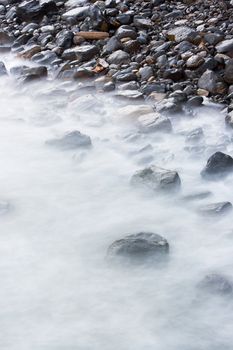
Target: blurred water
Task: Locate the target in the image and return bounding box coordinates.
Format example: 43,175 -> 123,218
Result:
0,54 -> 233,350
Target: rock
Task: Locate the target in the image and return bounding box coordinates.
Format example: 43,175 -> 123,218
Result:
56,30 -> 74,49
115,26 -> 137,40
19,45 -> 41,59
137,113 -> 172,133
139,66 -> 154,81
198,70 -> 219,94
31,50 -> 58,66
204,33 -> 224,46
225,111 -> 233,128
61,6 -> 89,21
133,17 -> 153,30
216,39 -> 233,56
182,191 -> 212,202
186,55 -> 204,69
62,45 -> 99,62
224,59 -> 233,84
186,96 -> 203,107
198,201 -> 232,216
46,130 -> 92,150
0,30 -> 13,45
198,273 -> 233,295
10,65 -> 47,81
107,232 -> 169,263
167,26 -> 196,43
131,165 -> 181,193
0,61 -> 7,76
107,50 -> 130,65
16,0 -> 58,21
103,36 -> 122,54
201,152 -> 233,178
74,31 -> 109,41
118,104 -> 154,118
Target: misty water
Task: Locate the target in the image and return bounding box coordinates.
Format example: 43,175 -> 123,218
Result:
1,54 -> 233,350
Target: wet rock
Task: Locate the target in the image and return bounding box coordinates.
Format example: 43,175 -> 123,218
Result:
0,61 -> 7,76
131,165 -> 181,193
224,59 -> 233,84
118,104 -> 153,118
56,30 -> 74,50
139,66 -> 154,81
107,232 -> 169,263
137,113 -> 172,133
201,152 -> 233,178
16,0 -> 58,21
62,45 -> 99,62
62,6 -> 90,21
225,111 -> 233,128
107,50 -> 130,65
186,96 -> 203,107
216,39 -> 233,56
10,65 -> 47,81
204,33 -> 224,46
198,273 -> 233,295
31,50 -> 58,66
19,44 -> 41,59
133,17 -> 153,30
198,70 -> 219,94
46,130 -> 92,150
186,55 -> 204,69
103,36 -> 122,54
167,26 -> 196,43
198,201 -> 232,216
115,26 -> 137,40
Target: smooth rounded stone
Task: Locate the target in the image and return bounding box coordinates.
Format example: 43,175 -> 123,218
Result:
56,29 -> 73,49
186,96 -> 203,107
0,61 -> 7,76
224,59 -> 233,84
174,40 -> 194,53
103,81 -> 115,92
32,50 -> 58,65
114,70 -> 137,82
186,55 -> 204,68
201,151 -> 233,178
131,165 -> 181,193
137,113 -> 172,133
107,232 -> 169,264
0,4 -> 5,14
62,45 -> 99,62
141,83 -> 166,95
216,38 -> 233,56
115,90 -> 143,100
103,37 -> 122,54
21,23 -> 39,34
123,39 -> 140,54
10,65 -> 47,81
166,26 -> 196,43
204,33 -> 224,46
16,0 -> 58,21
118,81 -> 139,91
118,104 -> 154,119
107,50 -> 130,65
156,98 -> 183,114
46,130 -> 92,150
133,17 -> 153,30
19,44 -> 41,59
185,127 -> 204,144
225,111 -> 233,128
0,30 -> 13,49
139,66 -> 154,81
115,26 -> 137,40
61,5 -> 89,21
198,201 -> 232,216
198,70 -> 220,94
198,273 -> 233,295
163,68 -> 185,82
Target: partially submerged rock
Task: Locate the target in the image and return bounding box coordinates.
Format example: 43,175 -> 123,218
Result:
131,165 -> 181,193
198,273 -> 233,295
46,130 -> 92,150
107,232 -> 169,263
201,152 -> 233,178
198,201 -> 232,216
137,113 -> 172,133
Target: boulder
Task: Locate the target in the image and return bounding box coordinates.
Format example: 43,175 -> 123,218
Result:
198,273 -> 233,295
201,152 -> 233,178
107,232 -> 169,263
131,165 -> 181,192
46,131 -> 92,150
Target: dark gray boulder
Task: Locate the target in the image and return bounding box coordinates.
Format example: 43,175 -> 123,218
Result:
198,273 -> 233,295
201,152 -> 233,178
46,130 -> 92,150
107,232 -> 169,263
131,165 -> 181,192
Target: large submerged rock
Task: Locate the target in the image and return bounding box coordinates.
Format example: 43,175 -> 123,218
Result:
198,201 -> 232,216
107,232 -> 169,263
131,165 -> 181,192
201,152 -> 233,178
46,130 -> 92,150
198,273 -> 233,296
